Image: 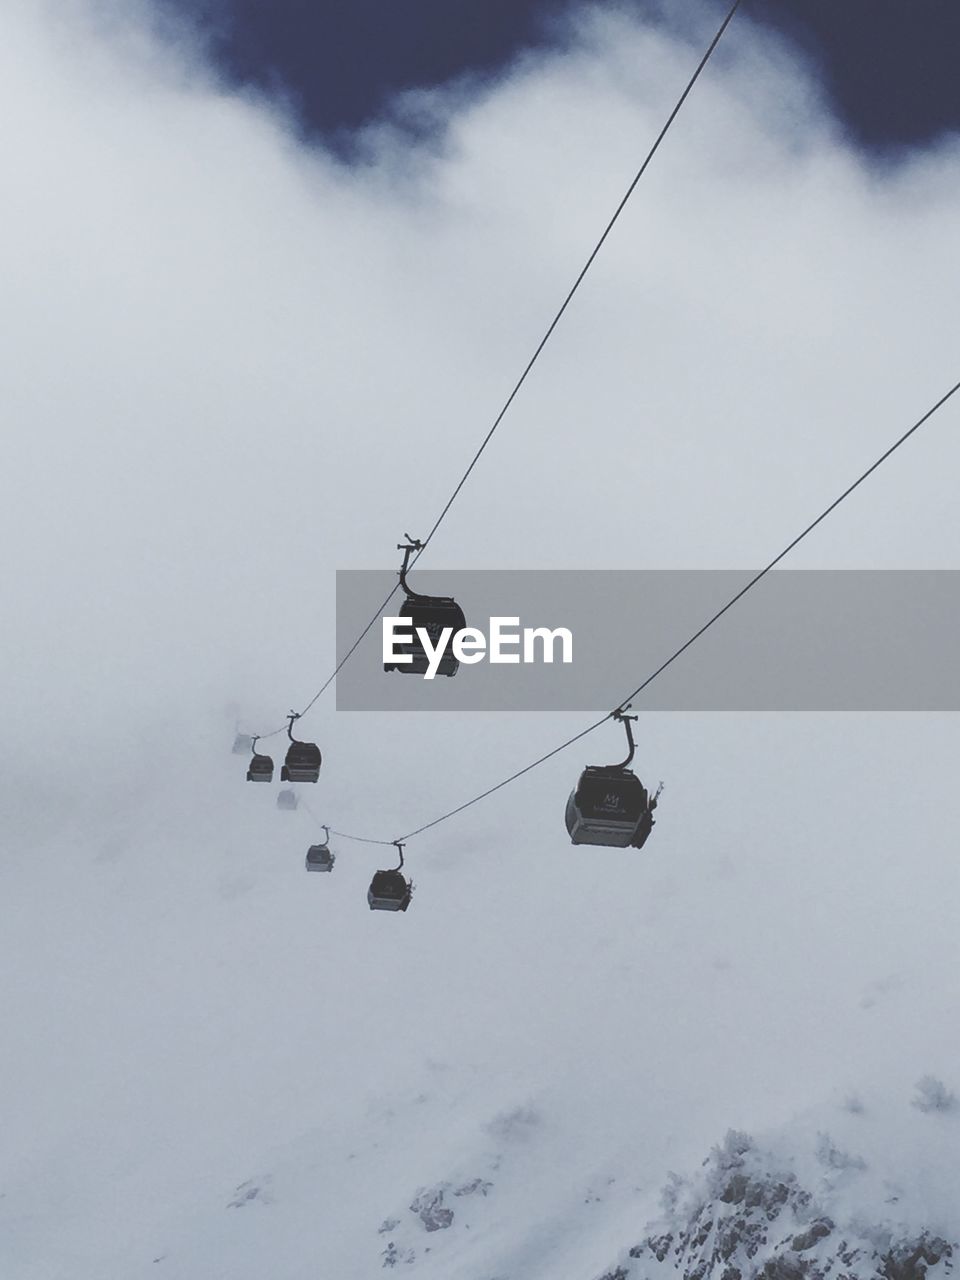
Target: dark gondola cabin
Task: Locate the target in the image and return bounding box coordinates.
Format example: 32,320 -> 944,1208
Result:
280,715 -> 322,783
383,538 -> 466,677
384,596 -> 467,677
282,741 -> 321,782
277,788 -> 298,811
246,751 -> 274,783
565,709 -> 659,848
367,869 -> 412,912
306,843 -> 335,872
565,766 -> 649,847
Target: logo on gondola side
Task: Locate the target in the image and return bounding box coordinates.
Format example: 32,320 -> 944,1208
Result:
383,616 -> 573,680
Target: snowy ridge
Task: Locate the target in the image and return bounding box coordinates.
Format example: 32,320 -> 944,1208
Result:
5,713 -> 960,1279
182,1071 -> 960,1279
600,1129 -> 955,1280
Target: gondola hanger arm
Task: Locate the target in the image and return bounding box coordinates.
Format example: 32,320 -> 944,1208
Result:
609,705 -> 638,769
397,537 -> 432,602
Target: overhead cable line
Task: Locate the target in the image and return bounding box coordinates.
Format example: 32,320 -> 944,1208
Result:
300,798 -> 397,847
252,0 -> 743,740
392,376 -> 960,843
412,0 -> 744,556
326,828 -> 398,848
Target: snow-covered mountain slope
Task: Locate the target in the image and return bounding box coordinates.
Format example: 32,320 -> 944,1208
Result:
2,713 -> 959,1279
605,1126 -> 956,1280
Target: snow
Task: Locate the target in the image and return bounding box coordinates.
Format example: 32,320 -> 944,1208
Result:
2,715 -> 959,1277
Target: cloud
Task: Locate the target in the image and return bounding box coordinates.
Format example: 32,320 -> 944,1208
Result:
3,1 -> 959,769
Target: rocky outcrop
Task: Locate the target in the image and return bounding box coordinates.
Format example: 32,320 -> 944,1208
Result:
602,1132 -> 954,1280
373,1125 -> 956,1276
380,1174 -> 495,1267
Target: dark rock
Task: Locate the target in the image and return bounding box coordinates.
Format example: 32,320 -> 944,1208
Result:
693,1218 -> 715,1248
638,1232 -> 673,1262
381,1241 -> 415,1268
758,1258 -> 809,1280
409,1186 -> 454,1232
883,1236 -> 954,1280
454,1177 -> 493,1198
792,1221 -> 835,1252
721,1175 -> 750,1204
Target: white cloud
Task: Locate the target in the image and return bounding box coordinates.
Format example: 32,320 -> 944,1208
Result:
3,1 -> 959,746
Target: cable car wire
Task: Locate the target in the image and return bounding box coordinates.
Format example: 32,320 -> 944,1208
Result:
393,374 -> 960,843
300,798 -> 397,847
249,0 -> 743,740
412,0 -> 743,558
328,828 -> 398,848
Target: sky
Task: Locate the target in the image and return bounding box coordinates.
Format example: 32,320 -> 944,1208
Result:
158,0 -> 960,153
2,1 -> 960,1276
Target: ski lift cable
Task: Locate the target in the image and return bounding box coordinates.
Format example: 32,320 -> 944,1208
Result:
299,797 -> 397,846
393,375 -> 960,843
327,828 -> 398,848
249,0 -> 743,742
411,0 -> 744,559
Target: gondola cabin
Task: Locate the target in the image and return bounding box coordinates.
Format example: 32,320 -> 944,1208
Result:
281,740 -> 322,783
306,843 -> 335,872
246,752 -> 274,783
232,732 -> 254,754
383,538 -> 466,678
565,766 -> 649,847
277,788 -> 298,811
383,595 -> 467,677
367,869 -> 413,911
